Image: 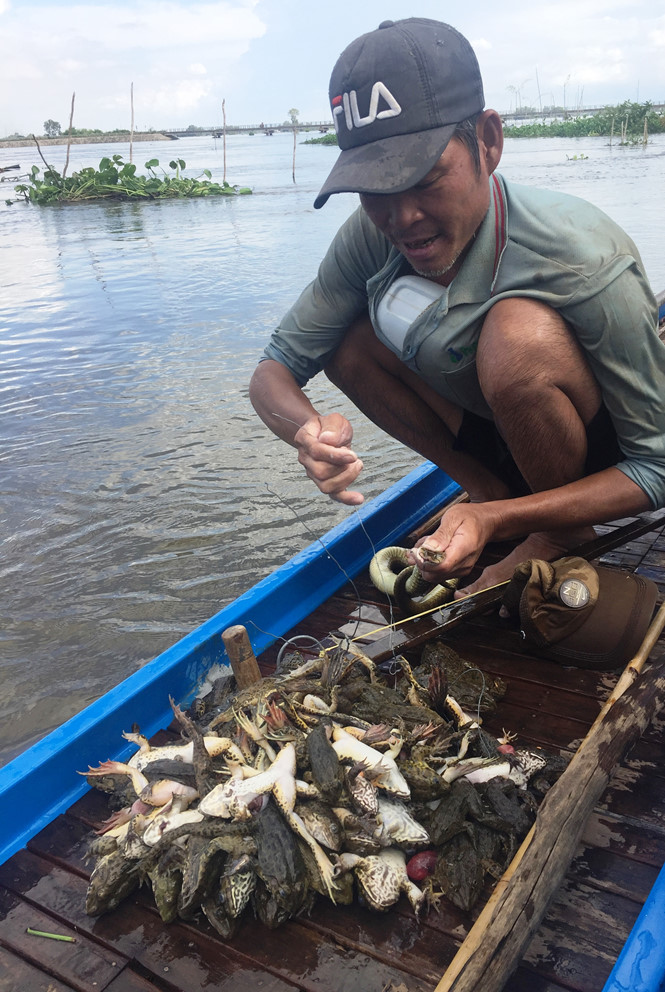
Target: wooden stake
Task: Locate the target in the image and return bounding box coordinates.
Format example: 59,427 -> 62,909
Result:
63,91 -> 75,179
435,602 -> 665,992
130,81 -> 135,164
221,624 -> 261,688
222,99 -> 227,184
292,126 -> 297,184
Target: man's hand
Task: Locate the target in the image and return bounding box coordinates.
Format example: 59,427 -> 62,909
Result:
408,502 -> 504,578
295,414 -> 364,505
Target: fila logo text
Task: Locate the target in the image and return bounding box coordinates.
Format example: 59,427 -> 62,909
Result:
332,82 -> 402,131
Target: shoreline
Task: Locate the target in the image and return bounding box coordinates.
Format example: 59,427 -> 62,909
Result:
0,132 -> 172,149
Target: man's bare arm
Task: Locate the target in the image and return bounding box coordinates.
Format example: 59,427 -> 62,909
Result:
414,466 -> 652,578
249,359 -> 365,505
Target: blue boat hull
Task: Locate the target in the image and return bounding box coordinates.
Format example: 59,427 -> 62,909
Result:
0,462 -> 460,867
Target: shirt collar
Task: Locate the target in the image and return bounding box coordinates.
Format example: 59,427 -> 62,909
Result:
449,173 -> 508,306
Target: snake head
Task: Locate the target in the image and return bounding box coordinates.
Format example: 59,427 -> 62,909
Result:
416,545 -> 445,566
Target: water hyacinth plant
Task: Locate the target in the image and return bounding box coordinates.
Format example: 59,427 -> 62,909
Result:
8,155 -> 252,204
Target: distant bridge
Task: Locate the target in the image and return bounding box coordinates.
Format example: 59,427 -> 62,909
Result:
159,103 -> 665,138
159,121 -> 334,139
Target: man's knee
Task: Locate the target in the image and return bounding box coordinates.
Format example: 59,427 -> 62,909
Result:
324,312 -> 401,388
477,297 -> 601,421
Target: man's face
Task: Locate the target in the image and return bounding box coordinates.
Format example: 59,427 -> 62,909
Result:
359,136 -> 492,285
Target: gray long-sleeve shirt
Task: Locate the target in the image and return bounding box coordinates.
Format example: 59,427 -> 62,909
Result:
263,174 -> 665,508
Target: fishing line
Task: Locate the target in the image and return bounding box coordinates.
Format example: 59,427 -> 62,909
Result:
275,634 -> 328,670
266,410 -> 406,666
264,484 -> 365,641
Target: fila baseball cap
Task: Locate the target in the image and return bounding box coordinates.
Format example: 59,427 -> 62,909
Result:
314,18 -> 485,209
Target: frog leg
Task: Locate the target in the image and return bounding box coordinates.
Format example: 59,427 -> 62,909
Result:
295,779 -> 321,799
284,807 -> 339,903
444,693 -> 478,729
233,707 -> 278,763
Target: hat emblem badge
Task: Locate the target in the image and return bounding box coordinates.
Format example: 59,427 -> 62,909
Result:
558,578 -> 591,609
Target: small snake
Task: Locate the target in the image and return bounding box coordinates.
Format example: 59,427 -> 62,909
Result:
368,546 -> 457,617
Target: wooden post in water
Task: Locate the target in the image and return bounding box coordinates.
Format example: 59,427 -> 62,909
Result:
292,126 -> 297,184
63,91 -> 75,179
222,99 -> 227,184
129,82 -> 135,163
222,624 -> 261,688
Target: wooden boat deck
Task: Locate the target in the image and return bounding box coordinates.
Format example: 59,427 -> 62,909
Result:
2,516 -> 665,992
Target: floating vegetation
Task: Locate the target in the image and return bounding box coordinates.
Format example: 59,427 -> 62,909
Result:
7,155 -> 252,205
303,133 -> 338,146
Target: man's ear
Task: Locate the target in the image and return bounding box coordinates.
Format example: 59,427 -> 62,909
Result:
477,110 -> 503,175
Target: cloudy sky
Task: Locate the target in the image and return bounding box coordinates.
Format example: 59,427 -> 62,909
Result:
1,0 -> 664,136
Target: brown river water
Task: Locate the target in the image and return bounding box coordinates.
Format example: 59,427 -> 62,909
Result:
1,131 -> 664,765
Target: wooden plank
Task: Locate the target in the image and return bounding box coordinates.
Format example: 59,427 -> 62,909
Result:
0,887 -> 122,992
570,843 -> 659,900
520,879 -> 642,991
0,945 -> 77,991
102,968 -> 170,992
0,850 -> 299,992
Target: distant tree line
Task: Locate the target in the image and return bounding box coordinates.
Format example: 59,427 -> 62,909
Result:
502,100 -> 665,138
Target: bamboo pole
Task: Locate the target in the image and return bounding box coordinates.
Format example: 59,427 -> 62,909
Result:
292,125 -> 297,184
435,600 -> 665,992
222,99 -> 227,184
129,82 -> 135,163
62,91 -> 75,179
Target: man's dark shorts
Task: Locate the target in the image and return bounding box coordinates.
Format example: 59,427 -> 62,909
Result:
453,406 -> 622,497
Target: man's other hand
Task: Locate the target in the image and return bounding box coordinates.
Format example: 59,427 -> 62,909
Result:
295,414 -> 364,505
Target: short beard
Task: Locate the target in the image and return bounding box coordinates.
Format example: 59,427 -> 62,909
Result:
409,241 -> 471,280
411,245 -> 466,279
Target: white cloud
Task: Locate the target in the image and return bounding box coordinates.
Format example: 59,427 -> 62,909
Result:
0,0 -> 663,135
126,78 -> 212,116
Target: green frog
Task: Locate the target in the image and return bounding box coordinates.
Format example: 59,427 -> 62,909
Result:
334,680 -> 443,732
144,847 -> 185,923
251,800 -> 309,927
305,719 -> 344,803
85,847 -> 142,916
418,642 -> 506,717
201,854 -> 257,938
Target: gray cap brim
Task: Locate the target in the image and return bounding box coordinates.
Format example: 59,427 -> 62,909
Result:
313,122 -> 457,209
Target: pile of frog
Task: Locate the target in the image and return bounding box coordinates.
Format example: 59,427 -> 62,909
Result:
81,639 -> 568,934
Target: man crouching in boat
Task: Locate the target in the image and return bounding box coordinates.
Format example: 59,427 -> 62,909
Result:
249,18 -> 665,596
